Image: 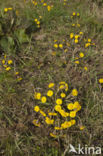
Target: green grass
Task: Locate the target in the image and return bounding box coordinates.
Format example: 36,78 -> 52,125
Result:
0,0 -> 103,155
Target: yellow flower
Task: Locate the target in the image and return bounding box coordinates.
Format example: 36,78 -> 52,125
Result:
4,8 -> 8,12
75,35 -> 79,39
72,24 -> 75,27
67,103 -> 74,110
34,106 -> 40,112
47,90 -> 53,97
4,55 -> 6,59
54,44 -> 58,48
45,117 -> 54,124
37,25 -> 40,28
70,33 -> 74,39
73,101 -> 81,112
37,21 -> 40,25
5,67 -> 11,71
75,61 -> 79,64
41,96 -> 47,103
54,127 -> 62,130
47,6 -> 51,11
34,92 -> 41,100
48,83 -> 55,88
34,18 -> 38,22
61,121 -> 72,129
50,133 -> 57,138
77,13 -> 80,16
79,32 -> 83,35
48,112 -> 57,116
40,110 -> 46,116
54,105 -> 61,111
84,66 -> 88,71
80,125 -> 85,130
59,81 -> 66,85
72,89 -> 78,96
77,24 -> 80,27
15,72 -> 19,75
8,60 -> 13,64
8,8 -> 12,10
59,44 -> 63,48
59,110 -> 69,117
88,39 -> 91,42
99,78 -> 103,83
79,52 -> 84,58
56,99 -> 62,105
43,3 -> 47,6
70,119 -> 76,125
32,120 -> 40,127
59,85 -> 65,89
17,77 -> 22,81
72,12 -> 76,16
70,111 -> 76,118
75,39 -> 78,43
60,93 -> 66,98
2,60 -> 5,64
85,43 -> 90,48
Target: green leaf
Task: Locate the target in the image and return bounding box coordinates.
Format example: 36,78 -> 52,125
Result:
14,29 -> 29,44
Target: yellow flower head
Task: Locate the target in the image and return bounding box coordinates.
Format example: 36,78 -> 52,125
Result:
79,52 -> 84,58
84,66 -> 88,71
54,44 -> 58,48
47,90 -> 53,97
60,93 -> 66,98
59,44 -> 63,48
72,24 -> 75,27
72,12 -> 76,16
88,39 -> 91,42
79,32 -> 83,35
4,8 -> 8,12
99,78 -> 103,84
54,105 -> 61,111
70,119 -> 76,125
8,60 -> 13,64
56,99 -> 62,105
40,110 -> 46,117
48,112 -> 57,116
70,111 -> 76,118
34,18 -> 38,22
72,89 -> 78,96
34,106 -> 40,112
2,60 -> 5,64
32,120 -> 40,127
77,13 -> 80,16
34,92 -> 41,100
41,96 -> 47,103
80,125 -> 85,130
67,103 -> 74,110
47,6 -> 51,11
15,72 -> 19,75
75,61 -> 79,64
54,127 -> 62,130
37,21 -> 40,25
48,83 -> 55,88
50,133 -> 57,138
75,39 -> 78,44
6,67 -> 11,71
70,33 -> 74,39
59,110 -> 69,117
61,121 -> 72,129
45,117 -> 54,124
